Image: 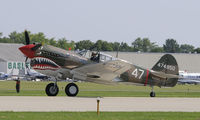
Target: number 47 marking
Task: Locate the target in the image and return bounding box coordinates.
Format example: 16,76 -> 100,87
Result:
132,68 -> 144,79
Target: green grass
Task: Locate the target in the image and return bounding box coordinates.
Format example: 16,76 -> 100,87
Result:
0,112 -> 199,120
0,81 -> 200,97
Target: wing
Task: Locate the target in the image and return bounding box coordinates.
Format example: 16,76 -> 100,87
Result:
71,60 -> 132,84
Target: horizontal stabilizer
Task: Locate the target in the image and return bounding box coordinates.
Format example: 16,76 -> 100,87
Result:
151,71 -> 179,79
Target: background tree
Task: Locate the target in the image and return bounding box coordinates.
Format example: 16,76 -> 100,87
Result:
194,48 -> 200,53
93,40 -> 103,51
132,37 -> 143,52
49,38 -> 57,46
151,47 -> 164,52
163,39 -> 180,53
132,37 -> 156,52
101,41 -> 113,51
0,36 -> 10,43
57,38 -> 74,50
68,40 -> 75,50
180,44 -> 194,53
30,32 -> 48,44
111,42 -> 120,51
8,31 -> 24,44
0,32 -> 2,38
120,42 -> 131,52
142,38 -> 157,52
1,31 -> 200,53
75,40 -> 94,50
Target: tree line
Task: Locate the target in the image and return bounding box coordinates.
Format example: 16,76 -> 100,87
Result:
0,31 -> 200,53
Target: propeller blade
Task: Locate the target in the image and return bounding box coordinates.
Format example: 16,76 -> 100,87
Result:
25,57 -> 29,67
25,57 -> 28,63
25,57 -> 29,71
25,30 -> 30,45
24,57 -> 30,75
31,44 -> 42,51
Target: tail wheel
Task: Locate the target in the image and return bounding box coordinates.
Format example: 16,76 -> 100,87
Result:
150,92 -> 156,97
65,83 -> 79,97
45,83 -> 59,96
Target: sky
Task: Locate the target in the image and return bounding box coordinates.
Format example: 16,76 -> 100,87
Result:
1,0 -> 200,47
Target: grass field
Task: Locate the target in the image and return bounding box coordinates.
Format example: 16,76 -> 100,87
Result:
0,112 -> 199,120
0,81 -> 200,97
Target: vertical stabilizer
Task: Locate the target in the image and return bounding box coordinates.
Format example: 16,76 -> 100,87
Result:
152,54 -> 179,75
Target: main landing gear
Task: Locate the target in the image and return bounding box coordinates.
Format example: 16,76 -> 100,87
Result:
45,83 -> 59,96
65,83 -> 79,96
150,86 -> 156,97
45,82 -> 79,97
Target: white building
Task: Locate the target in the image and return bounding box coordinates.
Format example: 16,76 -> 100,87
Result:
0,43 -> 30,75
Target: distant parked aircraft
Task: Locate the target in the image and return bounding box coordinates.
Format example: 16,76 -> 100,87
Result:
0,69 -> 14,80
26,68 -> 49,81
0,72 -> 9,80
178,71 -> 200,84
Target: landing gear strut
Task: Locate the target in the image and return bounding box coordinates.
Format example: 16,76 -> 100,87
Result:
65,83 -> 79,97
45,83 -> 59,96
150,86 -> 155,97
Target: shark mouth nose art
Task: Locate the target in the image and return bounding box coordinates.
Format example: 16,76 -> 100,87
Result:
31,57 -> 60,70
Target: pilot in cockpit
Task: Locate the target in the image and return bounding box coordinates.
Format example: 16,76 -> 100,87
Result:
90,52 -> 100,62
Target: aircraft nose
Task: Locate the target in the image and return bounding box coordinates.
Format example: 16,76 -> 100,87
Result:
19,44 -> 36,58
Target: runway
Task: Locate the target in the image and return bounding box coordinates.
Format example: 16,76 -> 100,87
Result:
0,96 -> 200,112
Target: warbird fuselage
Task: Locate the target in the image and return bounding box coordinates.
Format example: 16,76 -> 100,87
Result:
19,31 -> 179,97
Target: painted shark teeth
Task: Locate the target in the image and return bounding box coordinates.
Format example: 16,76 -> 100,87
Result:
30,57 -> 60,70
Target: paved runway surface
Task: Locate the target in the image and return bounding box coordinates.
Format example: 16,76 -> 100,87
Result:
0,96 -> 200,112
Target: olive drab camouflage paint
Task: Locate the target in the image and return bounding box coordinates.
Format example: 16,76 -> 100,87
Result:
19,30 -> 179,97
120,54 -> 179,87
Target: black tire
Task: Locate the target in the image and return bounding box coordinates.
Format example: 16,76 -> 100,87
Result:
150,92 -> 156,97
45,83 -> 59,96
65,83 -> 79,97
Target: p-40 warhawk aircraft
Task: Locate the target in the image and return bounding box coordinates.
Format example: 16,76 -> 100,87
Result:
19,31 -> 179,97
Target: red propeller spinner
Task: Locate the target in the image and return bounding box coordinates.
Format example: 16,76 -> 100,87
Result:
19,30 -> 42,59
19,44 -> 36,58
